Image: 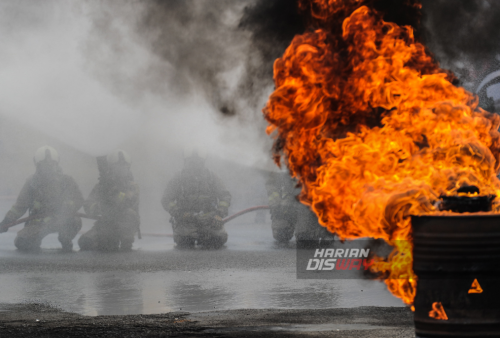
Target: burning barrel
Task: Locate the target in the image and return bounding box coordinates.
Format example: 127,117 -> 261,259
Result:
412,191 -> 500,337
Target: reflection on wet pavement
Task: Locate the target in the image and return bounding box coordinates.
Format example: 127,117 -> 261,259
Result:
266,283 -> 339,308
169,282 -> 234,312
0,269 -> 402,316
0,222 -> 404,316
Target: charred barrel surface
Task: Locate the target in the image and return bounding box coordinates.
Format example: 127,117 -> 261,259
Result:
412,214 -> 500,337
439,195 -> 495,213
439,185 -> 496,214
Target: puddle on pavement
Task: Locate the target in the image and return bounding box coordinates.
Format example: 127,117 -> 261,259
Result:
0,223 -> 404,316
0,269 -> 402,316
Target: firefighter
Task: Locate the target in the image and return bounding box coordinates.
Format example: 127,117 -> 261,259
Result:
162,150 -> 231,249
0,146 -> 84,252
265,171 -> 298,242
265,170 -> 335,245
78,149 -> 140,252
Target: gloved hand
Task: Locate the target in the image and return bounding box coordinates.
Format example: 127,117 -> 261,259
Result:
0,220 -> 10,233
114,190 -> 136,209
197,211 -> 216,224
213,215 -> 224,229
216,206 -> 228,218
198,212 -> 224,228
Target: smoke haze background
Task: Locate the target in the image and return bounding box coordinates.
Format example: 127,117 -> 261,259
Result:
1,0 -> 500,235
0,0 -> 275,235
420,0 -> 500,110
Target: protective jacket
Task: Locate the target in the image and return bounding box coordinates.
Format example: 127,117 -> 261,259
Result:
78,175 -> 140,251
265,172 -> 299,222
2,171 -> 83,226
162,169 -> 231,219
84,178 -> 140,222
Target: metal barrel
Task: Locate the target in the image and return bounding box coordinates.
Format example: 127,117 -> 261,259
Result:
412,214 -> 500,337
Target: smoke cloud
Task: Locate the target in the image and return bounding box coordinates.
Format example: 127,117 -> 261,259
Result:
419,0 -> 500,110
83,0 -> 308,120
84,1 -> 252,115
81,0 -> 500,116
240,0 -> 500,109
0,0 -> 277,235
421,0 -> 500,70
3,0 -> 500,234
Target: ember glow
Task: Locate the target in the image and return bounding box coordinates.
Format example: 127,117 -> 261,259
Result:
264,0 -> 500,304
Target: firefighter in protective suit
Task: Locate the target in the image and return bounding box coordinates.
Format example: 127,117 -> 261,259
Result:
0,146 -> 84,252
265,171 -> 298,242
78,150 -> 140,251
162,150 -> 231,248
266,171 -> 334,245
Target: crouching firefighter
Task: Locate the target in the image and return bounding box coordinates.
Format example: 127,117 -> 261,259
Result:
0,146 -> 84,252
162,150 -> 231,249
78,150 -> 140,251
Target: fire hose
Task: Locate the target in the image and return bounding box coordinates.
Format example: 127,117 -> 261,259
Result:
0,212 -> 99,230
0,206 -> 270,238
0,212 -> 144,239
221,205 -> 270,223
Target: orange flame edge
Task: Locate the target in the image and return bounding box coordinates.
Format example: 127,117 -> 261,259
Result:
264,2 -> 500,305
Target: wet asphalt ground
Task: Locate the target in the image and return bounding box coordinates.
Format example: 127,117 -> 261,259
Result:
0,220 -> 414,337
0,303 -> 414,337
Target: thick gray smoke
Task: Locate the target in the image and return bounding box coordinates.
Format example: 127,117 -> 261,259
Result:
85,0 -> 500,113
0,0 -> 276,236
85,0 -> 251,116
82,0 -> 288,168
238,0 -> 305,109
83,0 -> 306,119
419,0 -> 500,110
3,0 -> 500,235
421,0 -> 500,70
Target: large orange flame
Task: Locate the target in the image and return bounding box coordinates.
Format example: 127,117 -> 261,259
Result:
264,1 -> 500,305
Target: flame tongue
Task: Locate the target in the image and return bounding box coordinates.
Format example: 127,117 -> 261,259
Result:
264,1 -> 500,305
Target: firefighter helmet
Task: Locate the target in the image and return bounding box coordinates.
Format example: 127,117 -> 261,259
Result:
33,146 -> 59,165
183,146 -> 207,160
107,149 -> 131,166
